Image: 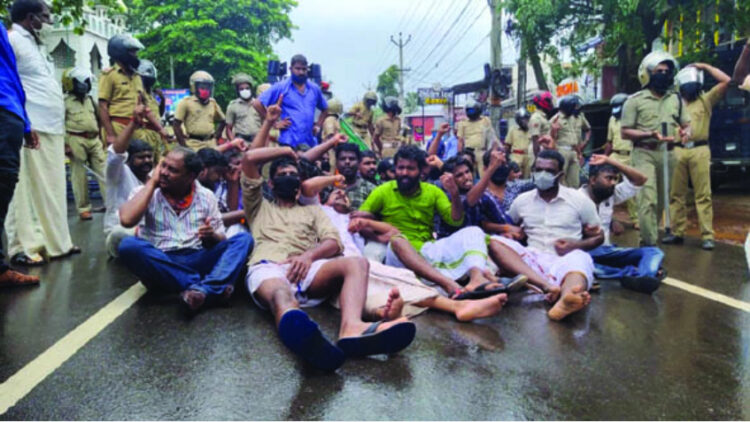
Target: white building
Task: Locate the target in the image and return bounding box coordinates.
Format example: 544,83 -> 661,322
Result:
41,5 -> 128,96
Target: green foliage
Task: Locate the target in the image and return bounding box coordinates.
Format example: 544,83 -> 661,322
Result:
404,91 -> 419,114
0,0 -> 123,33
376,64 -> 399,99
127,0 -> 296,108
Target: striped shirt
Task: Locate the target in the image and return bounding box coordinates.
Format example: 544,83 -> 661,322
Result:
129,181 -> 226,251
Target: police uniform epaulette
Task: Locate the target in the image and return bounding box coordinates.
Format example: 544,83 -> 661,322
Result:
628,91 -> 644,99
101,67 -> 114,74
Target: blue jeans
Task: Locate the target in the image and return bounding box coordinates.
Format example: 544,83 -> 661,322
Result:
588,244 -> 664,279
118,233 -> 253,296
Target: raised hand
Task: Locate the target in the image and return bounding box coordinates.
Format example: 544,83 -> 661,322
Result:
489,150 -> 506,168
588,154 -> 609,166
440,172 -> 459,197
266,94 -> 284,123
437,122 -> 451,135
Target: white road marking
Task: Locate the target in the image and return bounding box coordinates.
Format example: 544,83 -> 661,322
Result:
0,282 -> 147,415
662,277 -> 750,313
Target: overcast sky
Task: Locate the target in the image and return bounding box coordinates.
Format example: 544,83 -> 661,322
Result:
273,0 -> 518,109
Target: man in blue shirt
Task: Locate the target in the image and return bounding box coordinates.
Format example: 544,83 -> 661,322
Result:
253,54 -> 328,148
0,21 -> 39,286
426,123 -> 458,161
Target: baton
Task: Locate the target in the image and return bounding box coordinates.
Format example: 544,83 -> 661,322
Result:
81,162 -> 106,184
661,122 -> 671,235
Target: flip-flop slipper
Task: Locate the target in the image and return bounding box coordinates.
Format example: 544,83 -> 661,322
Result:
503,275 -> 528,293
336,321 -> 416,358
453,282 -> 506,300
10,253 -> 45,267
277,309 -> 345,372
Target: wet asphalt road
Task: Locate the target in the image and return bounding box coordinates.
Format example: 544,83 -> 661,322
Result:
1,210 -> 748,420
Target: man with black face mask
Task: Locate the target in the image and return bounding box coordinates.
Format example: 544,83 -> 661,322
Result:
63,67 -> 107,221
580,154 -> 665,294
99,34 -> 146,146
664,63 -> 730,251
621,51 -> 691,247
240,97 -> 415,371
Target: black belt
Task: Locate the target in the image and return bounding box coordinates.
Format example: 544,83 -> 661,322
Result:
634,142 -> 675,151
188,133 -> 213,141
674,140 -> 708,149
612,149 -> 631,156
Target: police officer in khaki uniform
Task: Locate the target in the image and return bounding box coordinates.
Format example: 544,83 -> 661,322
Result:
551,95 -> 591,187
505,108 -> 532,177
63,67 -> 106,220
135,59 -> 169,162
173,70 -> 226,151
98,34 -> 146,145
621,51 -> 691,246
345,91 -> 377,148
529,91 -> 554,154
321,97 -> 342,141
373,96 -> 403,158
663,63 -> 730,250
225,73 -> 262,145
457,98 -> 498,176
605,93 -> 638,227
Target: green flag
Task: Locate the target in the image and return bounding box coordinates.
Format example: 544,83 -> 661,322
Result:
340,118 -> 370,152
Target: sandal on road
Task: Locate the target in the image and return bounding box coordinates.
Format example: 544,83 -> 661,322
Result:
337,320 -> 416,358
10,253 -> 45,267
453,282 -> 507,301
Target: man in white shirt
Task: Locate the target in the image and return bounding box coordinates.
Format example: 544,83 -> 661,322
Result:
4,0 -> 77,265
581,154 -> 665,294
104,103 -> 154,257
490,149 -> 604,321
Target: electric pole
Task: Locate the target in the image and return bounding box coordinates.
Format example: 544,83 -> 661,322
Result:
390,32 -> 412,106
489,0 -> 503,130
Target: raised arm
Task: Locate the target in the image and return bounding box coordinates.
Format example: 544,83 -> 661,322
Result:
428,123 -> 450,157
692,62 -> 731,99
589,154 -> 647,186
119,165 -> 160,228
733,41 -> 750,84
248,94 -> 284,152
300,174 -> 345,198
439,173 -> 464,223
466,149 -> 504,206
112,102 -> 145,154
301,133 -> 345,162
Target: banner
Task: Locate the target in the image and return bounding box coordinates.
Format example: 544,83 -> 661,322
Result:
162,88 -> 191,116
339,119 -> 370,151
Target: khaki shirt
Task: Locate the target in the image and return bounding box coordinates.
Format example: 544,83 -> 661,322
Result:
529,110 -> 550,138
348,101 -> 373,128
607,116 -> 632,153
506,126 -> 531,152
321,115 -> 340,140
685,85 -> 722,141
552,113 -> 590,147
64,94 -> 98,133
98,63 -> 144,118
226,98 -> 262,136
175,96 -> 225,137
241,175 -> 342,266
457,117 -> 496,150
374,115 -> 401,141
621,89 -> 690,143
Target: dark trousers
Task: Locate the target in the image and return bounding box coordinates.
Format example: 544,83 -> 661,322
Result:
0,109 -> 25,274
118,233 -> 253,295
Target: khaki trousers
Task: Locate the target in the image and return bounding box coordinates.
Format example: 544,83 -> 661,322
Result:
5,131 -> 73,258
559,146 -> 580,188
670,145 -> 713,240
631,146 -> 675,246
66,134 -> 107,213
509,152 -> 532,178
609,151 -> 638,224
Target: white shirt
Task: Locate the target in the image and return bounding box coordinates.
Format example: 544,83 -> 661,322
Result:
104,145 -> 143,234
580,178 -> 641,245
8,24 -> 64,134
509,185 -> 601,254
321,206 -> 365,257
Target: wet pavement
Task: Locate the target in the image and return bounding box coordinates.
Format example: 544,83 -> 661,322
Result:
1,207 -> 749,420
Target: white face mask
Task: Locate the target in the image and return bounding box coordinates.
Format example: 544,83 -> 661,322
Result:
532,170 -> 560,191
239,89 -> 252,100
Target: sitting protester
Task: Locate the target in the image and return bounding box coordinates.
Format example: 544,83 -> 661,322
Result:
377,158 -> 395,183
489,149 -> 604,321
117,147 -> 253,313
581,154 -> 665,293
359,150 -> 379,185
334,142 -> 377,210
240,97 -> 415,372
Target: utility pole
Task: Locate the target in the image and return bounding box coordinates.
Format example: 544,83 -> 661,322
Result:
390,32 -> 412,106
169,56 -> 175,88
489,0 -> 503,130
516,55 -> 527,110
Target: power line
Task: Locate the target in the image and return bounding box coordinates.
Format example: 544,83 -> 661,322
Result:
402,0 -> 460,66
368,1 -> 423,83
441,31 -> 491,86
405,0 -> 474,81
408,3 -> 488,85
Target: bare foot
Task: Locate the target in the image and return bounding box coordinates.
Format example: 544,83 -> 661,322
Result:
547,286 -> 590,321
339,316 -> 410,339
462,268 -> 502,294
382,288 -> 404,321
544,285 -> 561,303
454,294 -> 508,322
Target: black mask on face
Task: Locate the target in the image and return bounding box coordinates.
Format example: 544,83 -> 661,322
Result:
650,72 -> 674,94
592,185 -> 615,201
397,175 -> 419,193
122,55 -> 140,71
490,165 -> 510,185
72,80 -> 90,96
272,175 -> 300,201
142,76 -> 156,92
680,83 -> 701,102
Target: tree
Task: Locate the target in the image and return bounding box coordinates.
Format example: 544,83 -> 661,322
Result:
1,0 -> 123,35
376,64 -> 399,99
127,0 -> 296,107
404,91 -> 419,114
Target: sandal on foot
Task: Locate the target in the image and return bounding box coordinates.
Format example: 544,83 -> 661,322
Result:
337,320 -> 416,358
278,309 -> 345,371
453,282 -> 507,300
10,253 -> 45,267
